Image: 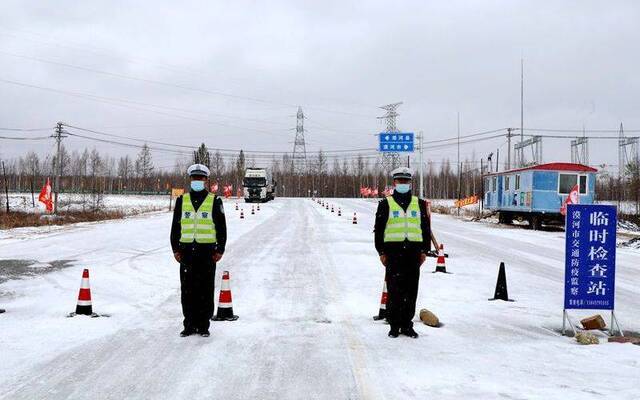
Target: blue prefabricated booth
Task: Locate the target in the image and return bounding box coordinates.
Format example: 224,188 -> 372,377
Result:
483,162 -> 597,229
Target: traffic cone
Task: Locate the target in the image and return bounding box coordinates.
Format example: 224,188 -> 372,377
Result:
338,208 -> 342,216
489,262 -> 514,301
68,269 -> 98,317
240,209 -> 244,219
213,271 -> 239,321
251,206 -> 255,215
433,244 -> 450,273
372,280 -> 388,321
352,213 -> 358,224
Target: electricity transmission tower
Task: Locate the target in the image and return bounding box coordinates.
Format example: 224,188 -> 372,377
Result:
378,102 -> 403,172
570,130 -> 589,165
292,106 -> 307,174
618,123 -> 638,179
515,135 -> 542,167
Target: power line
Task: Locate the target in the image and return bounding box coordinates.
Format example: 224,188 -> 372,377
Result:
64,124 -> 377,154
0,127 -> 53,132
517,127 -> 640,133
0,78 -> 297,138
1,49 -> 377,119
0,135 -> 51,140
0,26 -> 381,113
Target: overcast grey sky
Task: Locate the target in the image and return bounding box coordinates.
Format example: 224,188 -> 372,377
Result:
1,1 -> 639,171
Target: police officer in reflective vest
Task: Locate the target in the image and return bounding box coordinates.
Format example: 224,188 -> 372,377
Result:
170,164 -> 227,337
374,167 -> 431,338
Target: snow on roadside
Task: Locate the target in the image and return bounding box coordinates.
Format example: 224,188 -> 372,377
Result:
4,193 -> 174,214
0,198 -> 282,384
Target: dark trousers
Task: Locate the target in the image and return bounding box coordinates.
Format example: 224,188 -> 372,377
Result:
179,248 -> 216,331
385,251 -> 421,329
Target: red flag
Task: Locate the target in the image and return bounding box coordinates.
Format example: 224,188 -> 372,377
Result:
210,182 -> 219,193
560,184 -> 579,216
223,184 -> 233,198
38,178 -> 53,212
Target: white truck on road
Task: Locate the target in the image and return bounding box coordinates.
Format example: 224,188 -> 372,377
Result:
243,168 -> 276,202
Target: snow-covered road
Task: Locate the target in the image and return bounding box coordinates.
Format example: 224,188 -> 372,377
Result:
1,198 -> 639,400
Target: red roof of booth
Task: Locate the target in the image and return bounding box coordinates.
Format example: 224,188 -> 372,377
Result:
486,162 -> 597,176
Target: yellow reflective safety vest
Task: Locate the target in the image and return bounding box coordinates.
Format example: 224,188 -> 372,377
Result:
179,193 -> 217,244
384,195 -> 423,242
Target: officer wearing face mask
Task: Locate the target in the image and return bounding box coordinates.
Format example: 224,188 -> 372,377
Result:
374,167 -> 431,338
170,164 -> 227,337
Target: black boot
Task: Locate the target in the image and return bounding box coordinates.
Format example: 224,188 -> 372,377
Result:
388,326 -> 400,338
401,327 -> 419,338
199,329 -> 210,337
180,327 -> 196,337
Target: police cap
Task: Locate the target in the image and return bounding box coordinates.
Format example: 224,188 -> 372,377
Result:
391,167 -> 413,180
187,163 -> 210,177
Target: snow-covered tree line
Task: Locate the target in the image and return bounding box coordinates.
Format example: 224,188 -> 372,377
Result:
0,143 -> 626,201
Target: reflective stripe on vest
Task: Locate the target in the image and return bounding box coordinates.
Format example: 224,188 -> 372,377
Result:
180,193 -> 217,244
384,195 -> 423,242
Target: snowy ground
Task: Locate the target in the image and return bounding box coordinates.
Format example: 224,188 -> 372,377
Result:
4,193 -> 171,214
0,198 -> 639,400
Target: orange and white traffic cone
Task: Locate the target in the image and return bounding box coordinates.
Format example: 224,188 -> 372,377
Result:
213,271 -> 239,321
240,209 -> 245,219
68,269 -> 98,317
373,280 -> 388,321
433,244 -> 449,273
352,212 -> 358,224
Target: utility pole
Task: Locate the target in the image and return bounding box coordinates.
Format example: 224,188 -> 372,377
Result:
520,58 -> 524,166
52,122 -> 67,214
480,158 -> 484,211
2,161 -> 9,213
457,112 -> 460,177
457,113 -> 461,216
458,162 -> 462,216
507,128 -> 512,170
418,131 -> 424,198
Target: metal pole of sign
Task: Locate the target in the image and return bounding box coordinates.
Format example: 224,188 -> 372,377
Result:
610,310 -> 624,337
562,309 -> 577,337
418,131 -> 424,199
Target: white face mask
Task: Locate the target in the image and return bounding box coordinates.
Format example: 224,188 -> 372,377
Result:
190,180 -> 205,191
394,183 -> 411,194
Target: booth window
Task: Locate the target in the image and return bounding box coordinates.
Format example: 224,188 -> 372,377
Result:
579,175 -> 588,194
515,174 -> 521,190
505,176 -> 510,190
559,173 -> 578,194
